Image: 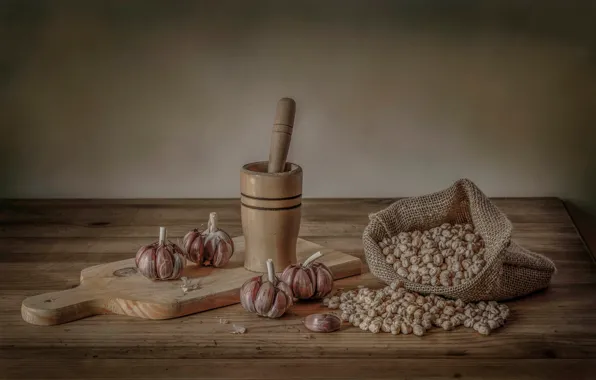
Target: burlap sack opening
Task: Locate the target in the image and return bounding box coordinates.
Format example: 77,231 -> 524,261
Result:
362,178 -> 556,302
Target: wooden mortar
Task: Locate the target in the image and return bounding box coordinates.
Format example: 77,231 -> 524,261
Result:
241,161 -> 302,272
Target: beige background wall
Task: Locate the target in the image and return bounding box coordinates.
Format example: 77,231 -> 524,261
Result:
1,1 -> 595,212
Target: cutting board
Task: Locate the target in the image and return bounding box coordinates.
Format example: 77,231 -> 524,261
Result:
21,237 -> 362,326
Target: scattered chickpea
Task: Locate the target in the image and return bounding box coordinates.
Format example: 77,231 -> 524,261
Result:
474,322 -> 490,336
323,280 -> 509,337
441,320 -> 454,331
412,324 -> 425,336
382,322 -> 392,333
401,323 -> 413,335
369,321 -> 382,334
487,320 -> 500,330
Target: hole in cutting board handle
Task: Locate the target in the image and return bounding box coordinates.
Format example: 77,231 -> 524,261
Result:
113,267 -> 138,277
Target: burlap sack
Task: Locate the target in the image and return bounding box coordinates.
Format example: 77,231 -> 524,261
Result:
362,178 -> 556,302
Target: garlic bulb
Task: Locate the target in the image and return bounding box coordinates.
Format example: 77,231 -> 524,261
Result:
240,259 -> 293,318
183,212 -> 234,267
135,227 -> 185,280
203,212 -> 234,267
280,251 -> 334,300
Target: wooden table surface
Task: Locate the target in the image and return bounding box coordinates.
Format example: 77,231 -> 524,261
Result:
1,198 -> 595,379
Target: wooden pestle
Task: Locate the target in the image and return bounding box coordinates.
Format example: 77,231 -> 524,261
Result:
267,97 -> 296,173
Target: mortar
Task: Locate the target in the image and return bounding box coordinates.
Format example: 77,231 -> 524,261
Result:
241,161 -> 302,272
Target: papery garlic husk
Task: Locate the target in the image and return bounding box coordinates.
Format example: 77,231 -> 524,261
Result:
304,313 -> 341,333
280,251 -> 334,300
202,212 -> 234,267
182,229 -> 205,265
136,227 -> 185,281
240,259 -> 293,318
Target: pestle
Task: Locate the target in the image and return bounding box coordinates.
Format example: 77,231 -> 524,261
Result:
267,97 -> 296,173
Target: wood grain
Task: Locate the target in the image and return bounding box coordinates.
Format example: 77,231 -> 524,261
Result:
2,359 -> 595,379
1,198 -> 596,379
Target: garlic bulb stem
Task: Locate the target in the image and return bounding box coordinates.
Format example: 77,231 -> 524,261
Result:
302,251 -> 323,267
266,259 -> 275,283
208,212 -> 218,233
159,227 -> 167,245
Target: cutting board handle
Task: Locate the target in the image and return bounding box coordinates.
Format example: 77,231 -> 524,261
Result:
21,286 -> 101,326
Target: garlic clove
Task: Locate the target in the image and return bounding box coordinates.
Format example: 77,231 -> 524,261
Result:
267,289 -> 289,318
314,264 -> 334,298
254,281 -> 275,316
136,245 -> 157,280
156,245 -> 174,279
182,230 -> 205,265
190,235 -> 204,264
170,248 -> 185,279
276,280 -> 294,307
135,244 -> 152,268
280,266 -> 297,290
304,313 -> 341,333
240,277 -> 261,313
183,230 -> 198,261
291,268 -> 315,299
304,265 -> 316,284
203,236 -> 214,262
182,230 -> 197,253
211,237 -> 233,267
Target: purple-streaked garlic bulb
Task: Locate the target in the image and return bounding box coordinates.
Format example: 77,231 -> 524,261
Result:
135,227 -> 185,281
202,212 -> 234,267
240,259 -> 293,318
280,251 -> 334,300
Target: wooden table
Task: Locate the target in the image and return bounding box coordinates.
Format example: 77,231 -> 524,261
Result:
1,198 -> 595,379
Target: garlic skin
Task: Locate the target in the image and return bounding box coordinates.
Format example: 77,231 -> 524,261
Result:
240,259 -> 293,318
136,227 -> 185,281
304,313 -> 341,333
202,212 -> 234,267
280,251 -> 334,300
182,229 -> 205,265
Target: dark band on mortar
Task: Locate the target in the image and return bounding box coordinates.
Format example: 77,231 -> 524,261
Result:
240,193 -> 302,201
240,202 -> 302,211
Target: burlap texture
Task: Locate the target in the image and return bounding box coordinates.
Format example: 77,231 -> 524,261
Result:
362,178 -> 556,302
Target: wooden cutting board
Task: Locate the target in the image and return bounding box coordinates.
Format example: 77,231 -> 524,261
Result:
21,237 -> 362,326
